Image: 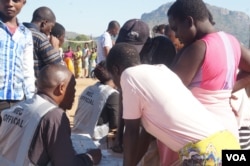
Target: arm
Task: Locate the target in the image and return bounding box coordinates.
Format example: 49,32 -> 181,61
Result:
112,91 -> 124,153
23,32 -> 35,99
232,45 -> 250,92
123,118 -> 141,166
103,46 -> 110,57
233,71 -> 250,93
135,127 -> 155,165
49,35 -> 60,50
171,40 -> 206,86
238,45 -> 250,72
102,92 -> 119,129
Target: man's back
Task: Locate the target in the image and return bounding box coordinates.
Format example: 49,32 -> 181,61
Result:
121,64 -> 226,151
0,94 -> 56,165
96,32 -> 112,63
23,22 -> 62,78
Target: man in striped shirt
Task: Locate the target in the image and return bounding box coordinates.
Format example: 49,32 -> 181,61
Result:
23,6 -> 63,78
0,0 -> 36,115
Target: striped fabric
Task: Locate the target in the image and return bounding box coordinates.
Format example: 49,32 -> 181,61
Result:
23,23 -> 62,78
239,126 -> 250,150
0,20 -> 35,100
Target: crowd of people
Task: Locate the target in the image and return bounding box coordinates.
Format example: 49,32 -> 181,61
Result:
1,0 -> 250,166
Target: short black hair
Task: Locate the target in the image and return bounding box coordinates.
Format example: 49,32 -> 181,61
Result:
156,24 -> 166,33
167,0 -> 209,21
94,61 -> 111,84
140,36 -> 176,67
31,6 -> 56,23
51,22 -> 65,38
106,43 -> 140,74
107,20 -> 120,30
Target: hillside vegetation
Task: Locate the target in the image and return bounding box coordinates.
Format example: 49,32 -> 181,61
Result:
141,2 -> 250,46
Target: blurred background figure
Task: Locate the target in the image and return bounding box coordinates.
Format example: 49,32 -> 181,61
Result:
73,45 -> 83,78
63,46 -> 75,75
164,24 -> 184,53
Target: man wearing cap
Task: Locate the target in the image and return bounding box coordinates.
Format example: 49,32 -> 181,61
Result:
111,19 -> 160,166
96,20 -> 120,63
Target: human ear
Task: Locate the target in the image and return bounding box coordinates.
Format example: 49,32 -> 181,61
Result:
186,16 -> 194,28
41,20 -> 47,28
54,83 -> 65,96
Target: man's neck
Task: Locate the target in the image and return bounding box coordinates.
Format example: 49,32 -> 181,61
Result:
0,13 -> 18,27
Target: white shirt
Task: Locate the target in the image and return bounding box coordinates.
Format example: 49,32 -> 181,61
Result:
96,32 -> 112,63
121,64 -> 226,151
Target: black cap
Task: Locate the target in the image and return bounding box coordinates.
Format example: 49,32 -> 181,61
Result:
116,19 -> 150,52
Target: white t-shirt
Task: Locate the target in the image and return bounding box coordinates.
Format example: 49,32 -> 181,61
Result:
121,64 -> 226,151
96,32 -> 112,63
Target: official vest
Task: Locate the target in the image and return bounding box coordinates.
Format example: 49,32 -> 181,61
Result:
72,82 -> 117,139
0,95 -> 56,166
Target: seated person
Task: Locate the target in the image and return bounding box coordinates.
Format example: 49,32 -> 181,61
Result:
0,64 -> 101,166
72,61 -> 119,143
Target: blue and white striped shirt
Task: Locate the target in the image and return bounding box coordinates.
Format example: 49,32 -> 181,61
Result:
0,20 -> 35,100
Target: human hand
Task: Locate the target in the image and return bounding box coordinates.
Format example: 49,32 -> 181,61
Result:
230,94 -> 239,117
49,35 -> 60,50
86,148 -> 102,165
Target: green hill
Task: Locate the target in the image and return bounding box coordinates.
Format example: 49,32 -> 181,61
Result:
141,2 -> 250,47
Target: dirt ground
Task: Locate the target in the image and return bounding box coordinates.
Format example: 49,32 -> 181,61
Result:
66,77 -> 97,127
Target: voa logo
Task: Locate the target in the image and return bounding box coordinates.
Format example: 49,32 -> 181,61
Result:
226,154 -> 246,162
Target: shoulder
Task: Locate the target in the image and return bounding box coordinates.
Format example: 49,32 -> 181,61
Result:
103,32 -> 111,38
18,23 -> 33,38
41,107 -> 69,128
107,91 -> 119,103
181,39 -> 206,60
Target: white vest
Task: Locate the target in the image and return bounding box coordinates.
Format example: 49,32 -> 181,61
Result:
72,82 -> 117,139
0,95 -> 56,166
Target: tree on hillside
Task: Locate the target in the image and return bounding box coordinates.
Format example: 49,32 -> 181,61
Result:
63,34 -> 95,51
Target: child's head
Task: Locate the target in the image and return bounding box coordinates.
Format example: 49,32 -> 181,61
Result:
51,22 -> 65,47
94,61 -> 112,84
0,0 -> 26,21
167,0 -> 211,45
164,24 -> 184,52
140,36 -> 176,67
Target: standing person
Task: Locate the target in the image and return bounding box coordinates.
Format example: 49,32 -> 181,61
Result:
74,45 -> 83,78
82,43 -> 90,78
106,43 -> 240,166
23,6 -> 63,79
72,61 -> 119,146
168,0 -> 250,141
96,20 -> 120,63
64,45 -> 75,75
0,64 -> 102,166
111,18 -> 150,153
0,0 -> 35,114
51,22 -> 65,59
88,47 -> 97,78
